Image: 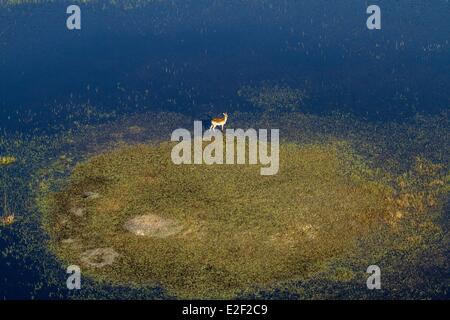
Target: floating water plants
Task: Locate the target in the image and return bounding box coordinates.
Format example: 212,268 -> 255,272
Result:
0,156 -> 16,166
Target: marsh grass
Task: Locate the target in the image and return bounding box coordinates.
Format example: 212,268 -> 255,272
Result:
40,139 -> 415,298
2,108 -> 447,299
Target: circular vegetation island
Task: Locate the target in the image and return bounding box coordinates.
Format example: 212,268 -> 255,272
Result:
39,141 -> 445,298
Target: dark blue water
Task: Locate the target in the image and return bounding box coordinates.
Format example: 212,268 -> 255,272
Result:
0,0 -> 449,299
1,0 -> 449,133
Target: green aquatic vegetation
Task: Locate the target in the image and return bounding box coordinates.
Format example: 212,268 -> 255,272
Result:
1,107 -> 448,299
38,138 -> 448,299
238,85 -> 307,114
0,156 -> 17,166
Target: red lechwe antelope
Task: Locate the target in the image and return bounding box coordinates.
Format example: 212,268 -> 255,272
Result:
209,112 -> 228,131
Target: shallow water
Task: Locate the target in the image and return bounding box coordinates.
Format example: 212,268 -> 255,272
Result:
1,0 -> 449,132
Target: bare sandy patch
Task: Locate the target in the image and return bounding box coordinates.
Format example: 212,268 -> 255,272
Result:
124,214 -> 184,238
80,247 -> 119,268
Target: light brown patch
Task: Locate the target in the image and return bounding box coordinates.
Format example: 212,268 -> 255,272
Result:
124,214 -> 184,238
